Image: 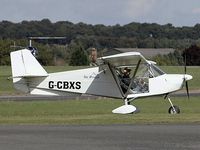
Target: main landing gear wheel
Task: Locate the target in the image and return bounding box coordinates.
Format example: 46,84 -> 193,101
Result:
165,96 -> 180,114
168,105 -> 180,114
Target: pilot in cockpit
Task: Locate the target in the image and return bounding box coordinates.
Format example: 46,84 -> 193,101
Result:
122,67 -> 131,78
120,67 -> 131,93
121,67 -> 132,88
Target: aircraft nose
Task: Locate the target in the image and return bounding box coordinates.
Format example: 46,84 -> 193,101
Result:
184,74 -> 193,81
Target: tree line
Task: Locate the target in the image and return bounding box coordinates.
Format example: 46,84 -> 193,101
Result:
0,19 -> 200,66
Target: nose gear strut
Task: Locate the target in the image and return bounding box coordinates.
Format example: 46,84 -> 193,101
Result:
164,95 -> 180,114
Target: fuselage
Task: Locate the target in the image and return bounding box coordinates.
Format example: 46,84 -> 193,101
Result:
10,49 -> 193,101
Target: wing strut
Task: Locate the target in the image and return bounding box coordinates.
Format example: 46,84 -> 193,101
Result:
107,63 -> 124,98
125,59 -> 141,97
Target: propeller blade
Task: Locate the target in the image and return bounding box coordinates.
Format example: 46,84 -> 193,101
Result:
185,81 -> 190,99
184,50 -> 187,74
184,63 -> 187,74
184,50 -> 189,99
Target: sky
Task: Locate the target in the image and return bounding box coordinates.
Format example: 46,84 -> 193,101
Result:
1,0 -> 200,27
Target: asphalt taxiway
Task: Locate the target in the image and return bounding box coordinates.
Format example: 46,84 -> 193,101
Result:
0,125 -> 199,150
0,89 -> 199,101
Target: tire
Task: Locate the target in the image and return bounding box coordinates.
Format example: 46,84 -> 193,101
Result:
133,107 -> 140,114
168,105 -> 180,114
130,108 -> 140,114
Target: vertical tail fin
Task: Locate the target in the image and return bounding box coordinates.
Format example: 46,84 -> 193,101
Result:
10,49 -> 48,78
10,49 -> 48,93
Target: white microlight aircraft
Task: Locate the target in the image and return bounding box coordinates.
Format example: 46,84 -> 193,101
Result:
10,49 -> 193,114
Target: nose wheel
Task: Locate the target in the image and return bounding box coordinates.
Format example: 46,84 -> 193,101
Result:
165,96 -> 180,114
168,105 -> 180,114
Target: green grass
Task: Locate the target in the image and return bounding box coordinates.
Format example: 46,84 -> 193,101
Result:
0,66 -> 16,94
0,65 -> 199,124
0,97 -> 199,124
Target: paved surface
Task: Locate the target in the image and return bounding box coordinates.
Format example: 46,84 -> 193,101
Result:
0,125 -> 199,150
0,95 -> 102,101
0,90 -> 199,101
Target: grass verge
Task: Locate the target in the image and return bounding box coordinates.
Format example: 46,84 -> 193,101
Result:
0,96 -> 199,125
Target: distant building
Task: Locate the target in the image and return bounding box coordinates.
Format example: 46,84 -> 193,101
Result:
103,48 -> 175,58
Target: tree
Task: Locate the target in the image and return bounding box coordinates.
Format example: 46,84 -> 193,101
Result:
183,45 -> 200,65
0,39 -> 13,65
69,44 -> 89,66
153,50 -> 182,65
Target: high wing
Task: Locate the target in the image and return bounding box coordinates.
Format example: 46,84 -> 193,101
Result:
97,52 -> 149,67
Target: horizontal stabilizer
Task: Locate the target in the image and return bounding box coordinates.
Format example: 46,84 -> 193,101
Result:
112,105 -> 137,114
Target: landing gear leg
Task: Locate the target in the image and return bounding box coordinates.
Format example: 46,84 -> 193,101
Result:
124,98 -> 140,114
124,98 -> 130,105
166,96 -> 180,114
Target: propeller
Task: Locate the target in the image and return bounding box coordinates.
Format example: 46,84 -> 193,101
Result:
183,50 -> 190,99
185,81 -> 189,99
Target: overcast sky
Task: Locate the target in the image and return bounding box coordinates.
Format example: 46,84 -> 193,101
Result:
1,0 -> 200,26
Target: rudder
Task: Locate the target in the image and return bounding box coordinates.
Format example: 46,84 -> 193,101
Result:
10,49 -> 48,78
10,49 -> 48,93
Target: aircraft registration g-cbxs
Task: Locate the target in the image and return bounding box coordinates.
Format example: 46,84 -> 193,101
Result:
10,49 -> 193,114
